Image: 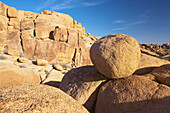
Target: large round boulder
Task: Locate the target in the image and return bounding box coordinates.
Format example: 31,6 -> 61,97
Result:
0,84 -> 89,113
90,34 -> 141,79
95,75 -> 170,113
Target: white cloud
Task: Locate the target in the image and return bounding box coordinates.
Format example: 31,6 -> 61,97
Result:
51,0 -> 76,10
113,20 -> 125,24
127,20 -> 146,25
82,1 -> 105,6
112,27 -> 128,31
37,0 -> 56,10
36,0 -> 106,11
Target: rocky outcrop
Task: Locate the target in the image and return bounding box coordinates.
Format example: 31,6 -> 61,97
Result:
0,84 -> 89,113
0,65 -> 41,87
95,75 -> 170,113
150,64 -> 170,86
0,1 -> 95,67
134,53 -> 170,75
90,34 -> 141,79
140,43 -> 170,59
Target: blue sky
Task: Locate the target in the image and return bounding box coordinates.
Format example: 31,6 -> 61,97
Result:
1,0 -> 170,44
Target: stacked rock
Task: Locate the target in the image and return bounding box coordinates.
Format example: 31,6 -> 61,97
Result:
60,34 -> 170,113
90,34 -> 141,79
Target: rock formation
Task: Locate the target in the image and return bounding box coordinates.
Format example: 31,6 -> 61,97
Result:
0,1 -> 97,67
90,34 -> 141,79
0,1 -> 170,113
0,84 -> 89,113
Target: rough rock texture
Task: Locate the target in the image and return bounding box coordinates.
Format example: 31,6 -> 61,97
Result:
60,66 -> 107,112
0,1 -> 95,67
95,75 -> 170,113
0,84 -> 89,113
150,64 -> 170,86
90,34 -> 141,79
42,69 -> 65,88
0,66 -> 41,87
134,53 -> 170,75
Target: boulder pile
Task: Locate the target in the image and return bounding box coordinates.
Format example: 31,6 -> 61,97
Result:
0,1 -> 170,113
60,34 -> 170,113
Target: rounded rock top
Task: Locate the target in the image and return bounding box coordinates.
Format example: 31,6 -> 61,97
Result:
90,34 -> 141,79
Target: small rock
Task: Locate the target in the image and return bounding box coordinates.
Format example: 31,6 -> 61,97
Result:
43,10 -> 52,15
17,57 -> 28,63
36,59 -> 48,66
53,64 -> 63,71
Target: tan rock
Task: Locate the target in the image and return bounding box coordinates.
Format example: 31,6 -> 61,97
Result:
67,28 -> 78,48
95,75 -> 170,113
87,33 -> 91,37
43,10 -> 52,15
90,34 -> 141,79
0,1 -> 7,16
35,19 -> 55,39
18,57 -> 28,63
53,26 -> 68,42
7,7 -> 18,18
60,66 -> 107,112
0,66 -> 41,87
77,23 -> 82,28
150,64 -> 170,86
134,53 -> 170,75
37,12 -> 73,27
22,38 -> 36,59
53,64 -> 63,71
21,20 -> 34,30
24,11 -> 38,20
0,84 -> 89,113
73,20 -> 77,26
17,10 -> 24,21
42,69 -> 65,87
0,15 -> 8,31
36,59 -> 48,66
21,29 -> 34,39
8,18 -> 20,29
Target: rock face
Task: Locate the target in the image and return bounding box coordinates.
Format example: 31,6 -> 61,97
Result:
60,66 -> 107,112
134,53 -> 170,75
0,1 -> 95,67
0,84 -> 89,113
90,34 -> 141,79
150,64 -> 170,86
95,75 -> 170,113
0,66 -> 41,87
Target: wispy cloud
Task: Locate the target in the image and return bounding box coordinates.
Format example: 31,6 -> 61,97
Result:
127,20 -> 146,25
37,0 -> 56,11
82,1 -> 105,6
51,0 -> 76,10
113,20 -> 125,24
111,11 -> 151,31
36,0 -> 106,11
112,27 -> 128,31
